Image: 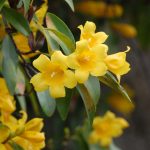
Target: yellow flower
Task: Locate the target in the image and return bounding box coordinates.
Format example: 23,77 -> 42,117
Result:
0,78 -> 15,121
30,0 -> 48,32
67,40 -> 108,83
105,4 -> 123,18
1,111 -> 45,150
75,1 -> 107,18
78,21 -> 108,48
89,111 -> 129,147
111,23 -> 137,38
105,47 -> 130,82
30,51 -> 77,98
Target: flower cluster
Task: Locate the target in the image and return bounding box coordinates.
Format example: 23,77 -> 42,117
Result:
0,78 -> 45,150
30,21 -> 130,98
89,111 -> 129,147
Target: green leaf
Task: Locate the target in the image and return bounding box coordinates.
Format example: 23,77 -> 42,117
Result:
2,35 -> 18,95
0,0 -> 5,11
9,141 -> 24,150
99,72 -> 131,102
17,0 -> 31,13
56,89 -> 73,120
47,28 -> 75,55
64,0 -> 74,11
46,13 -> 75,46
77,76 -> 100,124
2,6 -> 30,36
15,67 -> 26,111
37,90 -> 56,117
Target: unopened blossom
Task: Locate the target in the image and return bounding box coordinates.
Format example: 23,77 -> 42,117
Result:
0,78 -> 15,121
30,51 -> 77,98
78,21 -> 108,48
89,111 -> 129,146
67,40 -> 108,83
105,47 -> 130,82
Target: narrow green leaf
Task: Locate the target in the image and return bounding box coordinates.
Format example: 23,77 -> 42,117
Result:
56,89 -> 73,120
46,13 -> 75,46
9,141 -> 24,150
2,6 -> 30,36
77,86 -> 95,125
2,35 -> 18,94
47,28 -> 75,55
64,0 -> 74,11
15,67 -> 26,110
37,90 -> 56,117
0,0 -> 5,11
99,72 -> 131,102
17,0 -> 31,13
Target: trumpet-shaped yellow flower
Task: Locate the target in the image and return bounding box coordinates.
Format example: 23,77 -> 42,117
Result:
111,23 -> 137,38
105,47 -> 130,82
78,21 -> 108,48
0,111 -> 45,150
30,51 -> 77,98
0,78 -> 15,121
75,1 -> 107,18
89,111 -> 129,146
13,33 -> 39,59
67,40 -> 108,83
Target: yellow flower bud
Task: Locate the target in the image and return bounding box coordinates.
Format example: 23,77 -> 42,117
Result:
111,23 -> 137,38
105,47 -> 130,82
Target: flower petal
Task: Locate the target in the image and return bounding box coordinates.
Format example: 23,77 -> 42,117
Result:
33,54 -> 51,72
75,69 -> 89,83
67,53 -> 79,69
64,70 -> 77,88
51,51 -> 67,69
76,40 -> 89,52
94,32 -> 108,44
30,73 -> 48,91
83,21 -> 96,34
49,85 -> 65,98
90,62 -> 107,76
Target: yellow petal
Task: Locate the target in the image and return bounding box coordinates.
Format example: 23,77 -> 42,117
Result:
0,78 -> 9,94
0,124 -> 10,143
0,144 -> 7,150
25,118 -> 43,132
30,73 -> 48,91
75,69 -> 89,83
90,62 -> 107,76
82,21 -> 96,34
76,40 -> 89,53
49,85 -> 65,98
51,51 -> 67,69
33,54 -> 51,72
67,53 -> 79,69
94,32 -> 108,44
64,70 -> 77,88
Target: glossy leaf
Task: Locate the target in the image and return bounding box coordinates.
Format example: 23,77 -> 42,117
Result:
47,28 -> 75,55
46,13 -> 75,45
64,0 -> 74,11
99,72 -> 131,102
2,6 -> 30,36
56,89 -> 74,120
0,0 -> 5,11
37,90 -> 56,117
2,35 -> 18,95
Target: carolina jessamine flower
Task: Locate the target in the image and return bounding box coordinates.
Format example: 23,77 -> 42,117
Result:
89,111 -> 129,147
67,40 -> 108,83
105,47 -> 130,82
0,111 -> 45,150
111,23 -> 137,38
30,0 -> 48,32
78,21 -> 108,48
30,51 -> 77,98
75,1 -> 107,18
13,33 -> 39,59
0,78 -> 15,121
